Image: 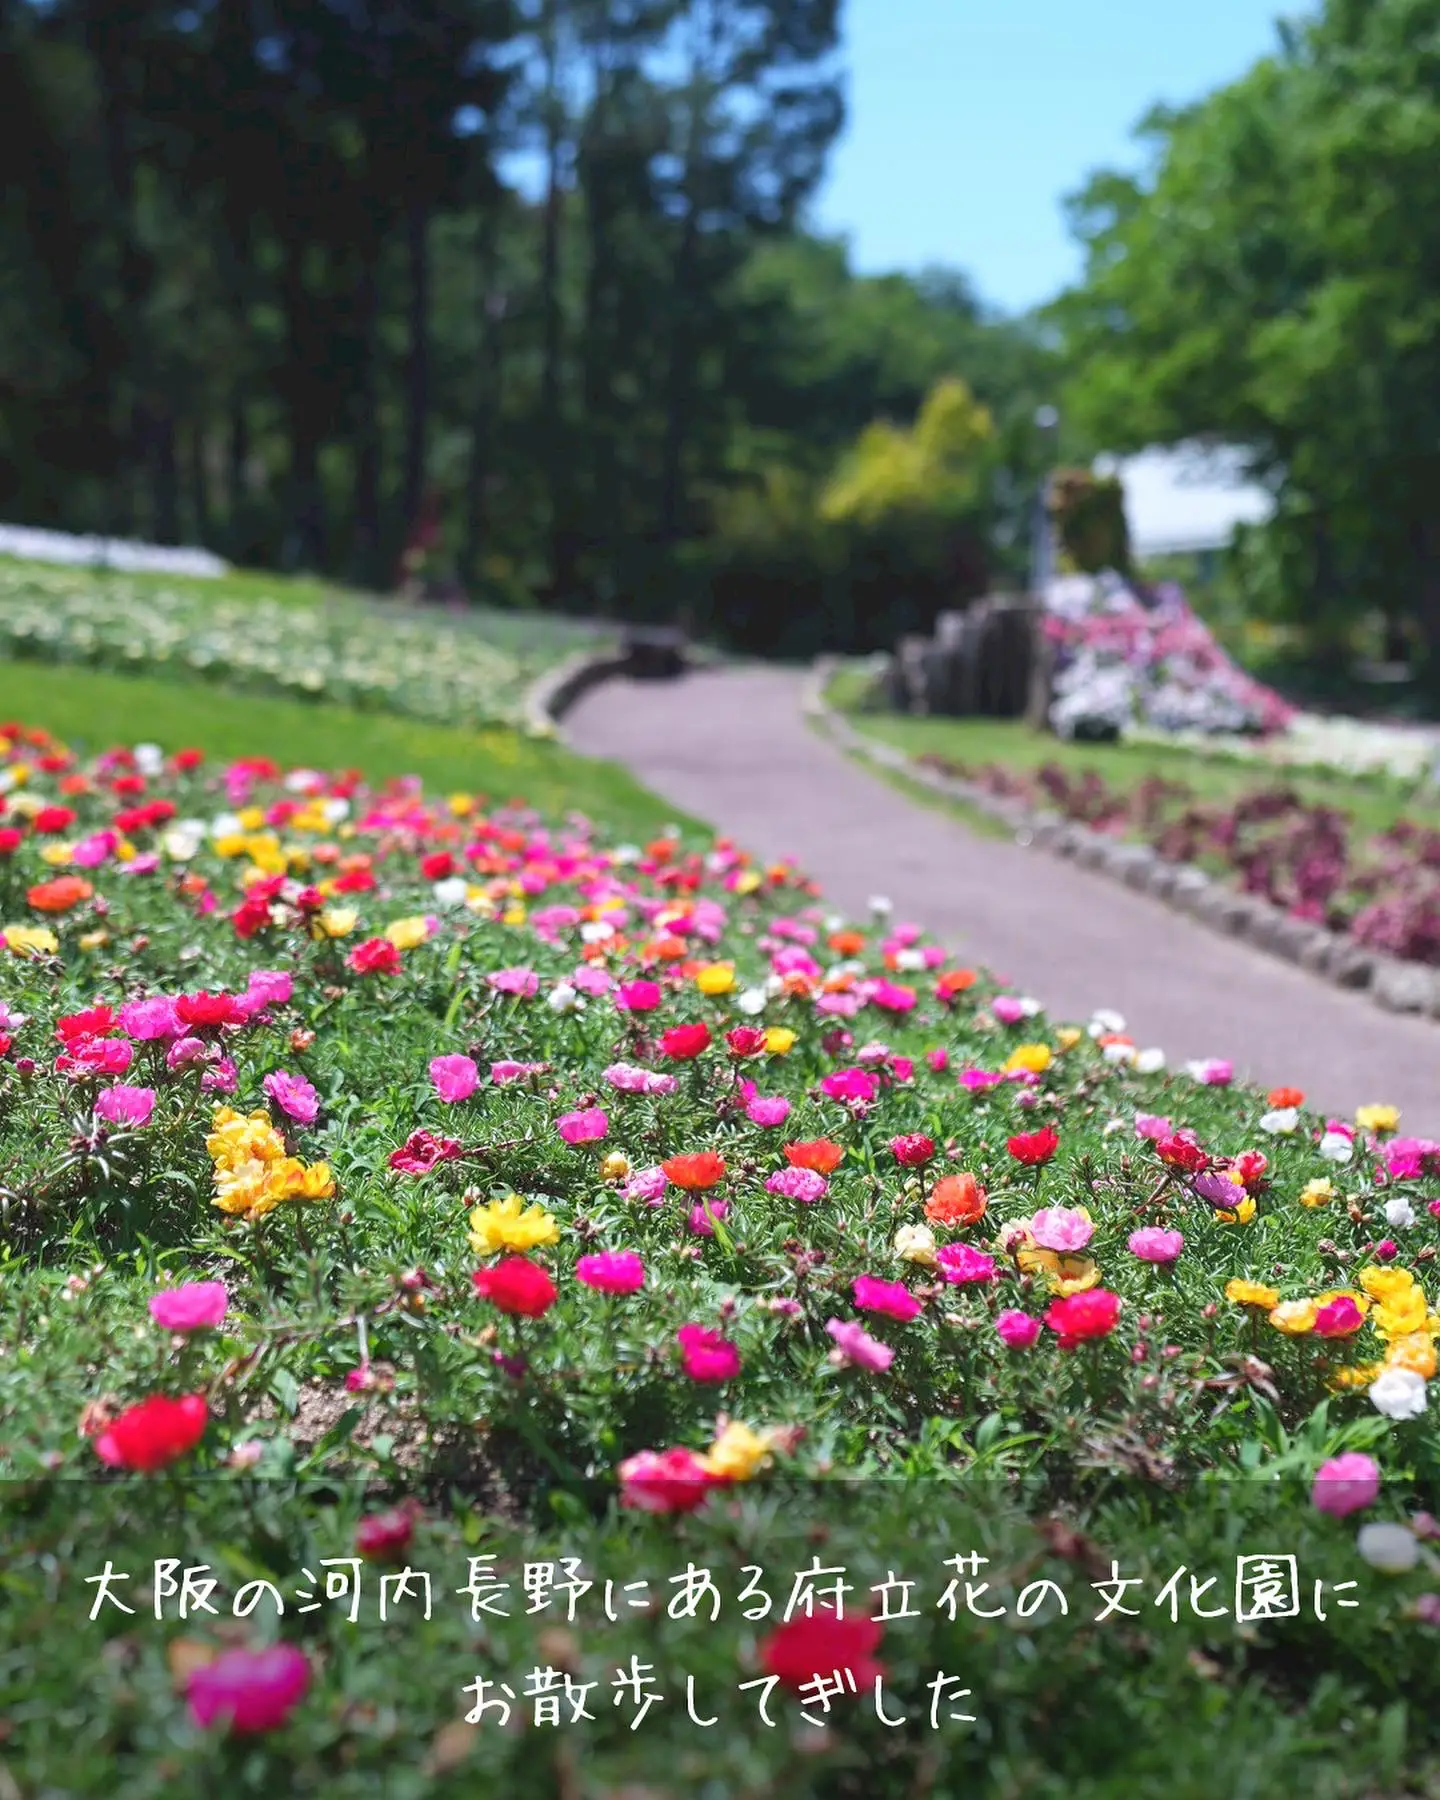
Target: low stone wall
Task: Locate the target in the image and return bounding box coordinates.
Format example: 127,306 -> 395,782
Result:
804,658 -> 1440,1024
522,650 -> 633,742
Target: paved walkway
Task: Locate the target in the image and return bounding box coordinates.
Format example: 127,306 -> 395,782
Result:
567,664 -> 1440,1131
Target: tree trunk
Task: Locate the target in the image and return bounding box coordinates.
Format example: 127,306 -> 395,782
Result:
351,248 -> 383,589
280,236 -> 328,572
399,200 -> 431,565
151,410 -> 180,544
538,3 -> 575,601
658,199 -> 697,544
461,213 -> 504,592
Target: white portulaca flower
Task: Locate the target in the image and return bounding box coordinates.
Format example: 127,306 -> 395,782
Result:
1102,1042 -> 1137,1067
894,1223 -> 937,1265
610,844 -> 641,865
1384,1198 -> 1417,1230
1319,1131 -> 1356,1164
580,920 -> 616,944
1016,996 -> 1042,1018
432,878 -> 470,910
1134,1048 -> 1166,1074
210,812 -> 244,838
547,983 -> 585,1015
323,798 -> 350,824
868,894 -> 893,921
1089,1010 -> 1126,1038
1102,1117 -> 1128,1137
283,768 -> 325,794
893,948 -> 927,973
1259,1108 -> 1299,1135
133,742 -> 165,776
1355,1522 -> 1421,1574
161,829 -> 203,862
824,914 -> 847,934
736,987 -> 769,1016
1369,1366 -> 1428,1420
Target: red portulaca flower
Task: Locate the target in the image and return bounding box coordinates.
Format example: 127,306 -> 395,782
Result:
93,1393 -> 209,1471
759,1607 -> 885,1691
186,1644 -> 311,1735
1007,1126 -> 1059,1166
659,1022 -> 711,1060
889,1132 -> 935,1167
347,938 -> 402,976
472,1256 -> 557,1318
618,1447 -> 717,1513
1044,1289 -> 1122,1350
662,1151 -> 726,1191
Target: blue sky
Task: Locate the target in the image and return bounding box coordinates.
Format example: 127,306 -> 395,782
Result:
811,0 -> 1289,313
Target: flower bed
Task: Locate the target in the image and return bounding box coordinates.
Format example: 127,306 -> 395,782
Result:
1045,572 -> 1296,741
0,562 -> 605,730
3,716 -> 1439,1790
927,754 -> 1440,968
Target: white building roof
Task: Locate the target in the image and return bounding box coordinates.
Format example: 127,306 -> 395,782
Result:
1094,444 -> 1275,558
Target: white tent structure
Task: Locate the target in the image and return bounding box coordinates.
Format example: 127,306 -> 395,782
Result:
1094,443 -> 1275,560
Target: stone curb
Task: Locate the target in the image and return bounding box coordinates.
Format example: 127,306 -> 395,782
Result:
803,657 -> 1440,1026
522,649 -> 635,745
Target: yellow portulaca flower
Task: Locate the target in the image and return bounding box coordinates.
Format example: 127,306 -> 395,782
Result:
384,915 -> 431,951
1372,1289 -> 1431,1339
502,905 -> 527,927
1327,1363 -> 1384,1392
1003,1042 -> 1052,1075
1314,1288 -> 1370,1317
39,842 -> 73,868
1215,1194 -> 1256,1225
600,1152 -> 632,1183
1269,1300 -> 1318,1336
1356,1104 -> 1400,1136
1299,1177 -> 1335,1208
237,806 -> 266,832
1226,1279 -> 1280,1310
318,906 -> 358,939
1386,1333 -> 1438,1380
206,1104 -> 334,1222
212,833 -> 249,859
764,1027 -> 797,1056
733,871 -> 762,896
1016,1244 -> 1100,1296
1054,1027 -> 1083,1051
468,1194 -> 559,1256
78,929 -> 110,951
3,924 -> 58,956
695,962 -> 736,996
448,793 -> 475,817
700,1421 -> 774,1482
1359,1266 -> 1417,1305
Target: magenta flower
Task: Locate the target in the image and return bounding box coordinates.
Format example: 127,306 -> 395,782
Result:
247,970 -> 293,1008
491,1060 -> 546,1084
118,996 -> 181,1041
926,1048 -> 949,1073
186,1644 -> 311,1735
765,1166 -> 828,1204
263,1070 -> 319,1125
614,980 -> 662,1012
1312,1452 -> 1381,1518
958,1068 -> 1003,1091
556,1107 -> 608,1144
746,1095 -> 792,1127
995,1309 -> 1042,1349
991,996 -> 1027,1025
1133,1113 -> 1172,1141
687,1197 -> 731,1236
819,1068 -> 879,1103
167,1035 -> 209,1071
201,1057 -> 238,1095
852,1276 -> 922,1322
571,965 -> 612,995
676,1324 -> 740,1382
1030,1207 -> 1094,1253
95,1084 -> 156,1128
389,1129 -> 463,1175
936,1243 -> 998,1285
825,1318 -> 894,1372
429,1054 -> 480,1103
575,1251 -> 646,1294
1127,1226 -> 1184,1264
150,1280 -> 229,1332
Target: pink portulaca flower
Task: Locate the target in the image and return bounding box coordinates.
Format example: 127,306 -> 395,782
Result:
926,1048 -> 950,1073
765,1167 -> 828,1204
1030,1207 -> 1094,1253
1311,1452 -> 1381,1519
430,1054 -> 480,1103
991,996 -> 1028,1025
95,1084 -> 157,1128
1133,1113 -> 1172,1141
995,1309 -> 1042,1349
687,1197 -> 730,1236
150,1280 -> 229,1332
487,967 -> 540,998
623,1165 -> 669,1204
1127,1227 -> 1184,1264
571,965 -> 612,996
263,1070 -> 319,1125
575,1251 -> 646,1294
820,1068 -> 879,1104
491,1060 -> 546,1085
614,980 -> 662,1013
958,1069 -> 1003,1092
119,996 -> 182,1041
556,1107 -> 608,1145
825,1318 -> 894,1372
746,1095 -> 792,1127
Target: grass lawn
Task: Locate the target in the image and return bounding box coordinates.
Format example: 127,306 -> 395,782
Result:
825,665 -> 1440,839
0,661 -> 693,840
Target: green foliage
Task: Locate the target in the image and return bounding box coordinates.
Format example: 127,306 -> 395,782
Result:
1048,468 -> 1131,575
1055,0 -> 1440,687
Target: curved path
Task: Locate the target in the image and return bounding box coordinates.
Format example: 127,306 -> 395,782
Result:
568,664 -> 1440,1131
